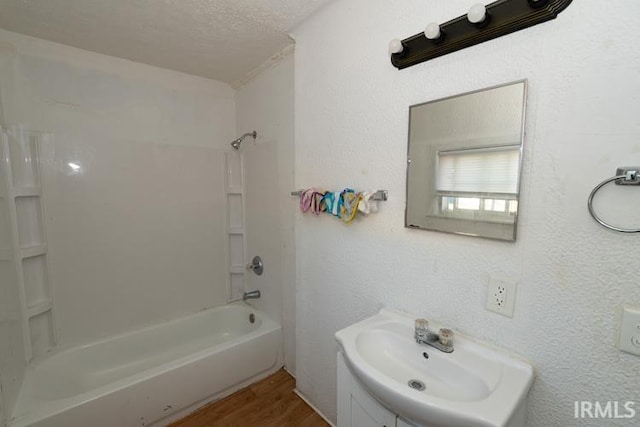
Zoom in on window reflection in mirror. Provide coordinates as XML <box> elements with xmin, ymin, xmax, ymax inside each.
<box><xmin>405</xmin><ymin>81</ymin><xmax>527</xmax><ymax>241</ymax></box>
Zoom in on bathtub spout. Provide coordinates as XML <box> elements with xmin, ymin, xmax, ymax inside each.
<box><xmin>243</xmin><ymin>290</ymin><xmax>261</xmax><ymax>300</ymax></box>
<box><xmin>228</xmin><ymin>290</ymin><xmax>261</xmax><ymax>303</ymax></box>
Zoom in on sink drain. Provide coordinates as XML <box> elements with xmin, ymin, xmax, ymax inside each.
<box><xmin>408</xmin><ymin>379</ymin><xmax>426</xmax><ymax>391</ymax></box>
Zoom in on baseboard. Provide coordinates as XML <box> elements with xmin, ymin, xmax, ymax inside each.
<box><xmin>293</xmin><ymin>389</ymin><xmax>336</xmax><ymax>427</ymax></box>
<box><xmin>283</xmin><ymin>365</ymin><xmax>295</xmax><ymax>378</ymax></box>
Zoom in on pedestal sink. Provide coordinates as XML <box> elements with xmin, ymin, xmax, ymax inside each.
<box><xmin>335</xmin><ymin>309</ymin><xmax>534</xmax><ymax>427</ymax></box>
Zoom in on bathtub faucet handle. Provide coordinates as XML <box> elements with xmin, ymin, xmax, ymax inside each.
<box><xmin>246</xmin><ymin>256</ymin><xmax>263</xmax><ymax>275</ymax></box>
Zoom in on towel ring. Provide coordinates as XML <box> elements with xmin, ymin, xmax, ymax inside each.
<box><xmin>587</xmin><ymin>168</ymin><xmax>640</xmax><ymax>233</ymax></box>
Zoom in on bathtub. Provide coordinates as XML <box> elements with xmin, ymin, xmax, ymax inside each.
<box><xmin>9</xmin><ymin>303</ymin><xmax>282</xmax><ymax>427</ymax></box>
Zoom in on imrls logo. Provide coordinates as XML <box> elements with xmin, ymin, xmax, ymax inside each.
<box><xmin>574</xmin><ymin>401</ymin><xmax>636</xmax><ymax>419</ymax></box>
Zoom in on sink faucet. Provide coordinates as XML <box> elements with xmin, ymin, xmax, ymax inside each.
<box><xmin>414</xmin><ymin>318</ymin><xmax>454</xmax><ymax>353</ymax></box>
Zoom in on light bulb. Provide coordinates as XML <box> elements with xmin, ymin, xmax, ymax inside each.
<box><xmin>424</xmin><ymin>22</ymin><xmax>441</xmax><ymax>40</ymax></box>
<box><xmin>388</xmin><ymin>39</ymin><xmax>404</xmax><ymax>55</ymax></box>
<box><xmin>468</xmin><ymin>3</ymin><xmax>487</xmax><ymax>24</ymax></box>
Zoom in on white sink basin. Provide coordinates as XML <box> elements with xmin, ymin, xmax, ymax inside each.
<box><xmin>335</xmin><ymin>309</ymin><xmax>534</xmax><ymax>427</ymax></box>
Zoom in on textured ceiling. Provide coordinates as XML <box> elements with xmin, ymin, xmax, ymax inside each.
<box><xmin>0</xmin><ymin>0</ymin><xmax>333</xmax><ymax>83</ymax></box>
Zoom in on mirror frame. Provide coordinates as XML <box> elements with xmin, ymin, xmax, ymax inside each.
<box><xmin>404</xmin><ymin>80</ymin><xmax>528</xmax><ymax>241</ymax></box>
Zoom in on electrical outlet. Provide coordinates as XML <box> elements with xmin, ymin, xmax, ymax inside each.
<box><xmin>486</xmin><ymin>275</ymin><xmax>517</xmax><ymax>317</ymax></box>
<box><xmin>494</xmin><ymin>284</ymin><xmax>507</xmax><ymax>307</ymax></box>
<box><xmin>618</xmin><ymin>305</ymin><xmax>640</xmax><ymax>356</ymax></box>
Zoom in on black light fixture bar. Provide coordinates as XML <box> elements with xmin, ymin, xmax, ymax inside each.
<box><xmin>391</xmin><ymin>0</ymin><xmax>573</xmax><ymax>70</ymax></box>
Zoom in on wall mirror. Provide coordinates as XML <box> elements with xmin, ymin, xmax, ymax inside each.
<box><xmin>405</xmin><ymin>80</ymin><xmax>527</xmax><ymax>241</ymax></box>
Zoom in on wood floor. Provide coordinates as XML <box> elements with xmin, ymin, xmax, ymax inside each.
<box><xmin>169</xmin><ymin>369</ymin><xmax>330</xmax><ymax>427</ymax></box>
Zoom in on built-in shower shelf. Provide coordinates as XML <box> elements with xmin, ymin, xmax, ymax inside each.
<box><xmin>230</xmin><ymin>262</ymin><xmax>246</xmax><ymax>271</ymax></box>
<box><xmin>225</xmin><ymin>150</ymin><xmax>246</xmax><ymax>303</ymax></box>
<box><xmin>226</xmin><ymin>187</ymin><xmax>243</xmax><ymax>195</ymax></box>
<box><xmin>2</xmin><ymin>126</ymin><xmax>57</xmax><ymax>362</ymax></box>
<box><xmin>14</xmin><ymin>187</ymin><xmax>41</xmax><ymax>197</ymax></box>
<box><xmin>26</xmin><ymin>300</ymin><xmax>53</xmax><ymax>318</ymax></box>
<box><xmin>0</xmin><ymin>249</ymin><xmax>11</xmax><ymax>261</ymax></box>
<box><xmin>229</xmin><ymin>266</ymin><xmax>245</xmax><ymax>275</ymax></box>
<box><xmin>20</xmin><ymin>244</ymin><xmax>47</xmax><ymax>259</ymax></box>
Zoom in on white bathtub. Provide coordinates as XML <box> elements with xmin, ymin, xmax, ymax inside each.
<box><xmin>9</xmin><ymin>303</ymin><xmax>282</xmax><ymax>427</ymax></box>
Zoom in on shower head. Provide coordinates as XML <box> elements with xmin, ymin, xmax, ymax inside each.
<box><xmin>230</xmin><ymin>131</ymin><xmax>257</xmax><ymax>150</ymax></box>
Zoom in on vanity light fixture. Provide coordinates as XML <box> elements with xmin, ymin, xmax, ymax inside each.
<box><xmin>467</xmin><ymin>3</ymin><xmax>489</xmax><ymax>26</ymax></box>
<box><xmin>467</xmin><ymin>3</ymin><xmax>493</xmax><ymax>29</ymax></box>
<box><xmin>389</xmin><ymin>0</ymin><xmax>573</xmax><ymax>69</ymax></box>
<box><xmin>528</xmin><ymin>0</ymin><xmax>550</xmax><ymax>7</ymax></box>
<box><xmin>424</xmin><ymin>23</ymin><xmax>443</xmax><ymax>41</ymax></box>
<box><xmin>388</xmin><ymin>39</ymin><xmax>404</xmax><ymax>55</ymax></box>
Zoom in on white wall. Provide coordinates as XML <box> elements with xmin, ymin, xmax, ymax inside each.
<box><xmin>0</xmin><ymin>29</ymin><xmax>237</xmax><ymax>348</ymax></box>
<box><xmin>236</xmin><ymin>53</ymin><xmax>296</xmax><ymax>374</ymax></box>
<box><xmin>293</xmin><ymin>1</ymin><xmax>640</xmax><ymax>426</ymax></box>
<box><xmin>0</xmin><ymin>29</ymin><xmax>236</xmax><ymax>149</ymax></box>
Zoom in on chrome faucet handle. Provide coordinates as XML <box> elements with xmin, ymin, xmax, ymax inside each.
<box><xmin>414</xmin><ymin>318</ymin><xmax>430</xmax><ymax>341</ymax></box>
<box><xmin>438</xmin><ymin>328</ymin><xmax>454</xmax><ymax>347</ymax></box>
<box><xmin>415</xmin><ymin>318</ymin><xmax>429</xmax><ymax>330</ymax></box>
<box><xmin>246</xmin><ymin>256</ymin><xmax>263</xmax><ymax>275</ymax></box>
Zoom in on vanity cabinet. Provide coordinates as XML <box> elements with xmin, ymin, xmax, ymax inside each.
<box><xmin>338</xmin><ymin>352</ymin><xmax>420</xmax><ymax>427</ymax></box>
<box><xmin>335</xmin><ymin>309</ymin><xmax>533</xmax><ymax>427</ymax></box>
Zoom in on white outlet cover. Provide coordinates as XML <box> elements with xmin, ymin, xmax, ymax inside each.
<box><xmin>486</xmin><ymin>275</ymin><xmax>517</xmax><ymax>318</ymax></box>
<box><xmin>618</xmin><ymin>305</ymin><xmax>640</xmax><ymax>356</ymax></box>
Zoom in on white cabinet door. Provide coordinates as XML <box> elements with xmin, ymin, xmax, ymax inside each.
<box><xmin>349</xmin><ymin>388</ymin><xmax>397</xmax><ymax>427</ymax></box>
<box><xmin>337</xmin><ymin>352</ymin><xmax>397</xmax><ymax>427</ymax></box>
<box><xmin>350</xmin><ymin>395</ymin><xmax>395</xmax><ymax>427</ymax></box>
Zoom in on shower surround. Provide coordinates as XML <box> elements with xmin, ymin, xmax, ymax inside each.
<box><xmin>0</xmin><ymin>28</ymin><xmax>287</xmax><ymax>427</ymax></box>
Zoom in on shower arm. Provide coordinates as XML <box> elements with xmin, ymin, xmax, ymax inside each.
<box><xmin>238</xmin><ymin>131</ymin><xmax>256</xmax><ymax>141</ymax></box>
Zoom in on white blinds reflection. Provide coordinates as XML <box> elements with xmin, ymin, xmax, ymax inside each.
<box><xmin>437</xmin><ymin>145</ymin><xmax>520</xmax><ymax>194</ymax></box>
